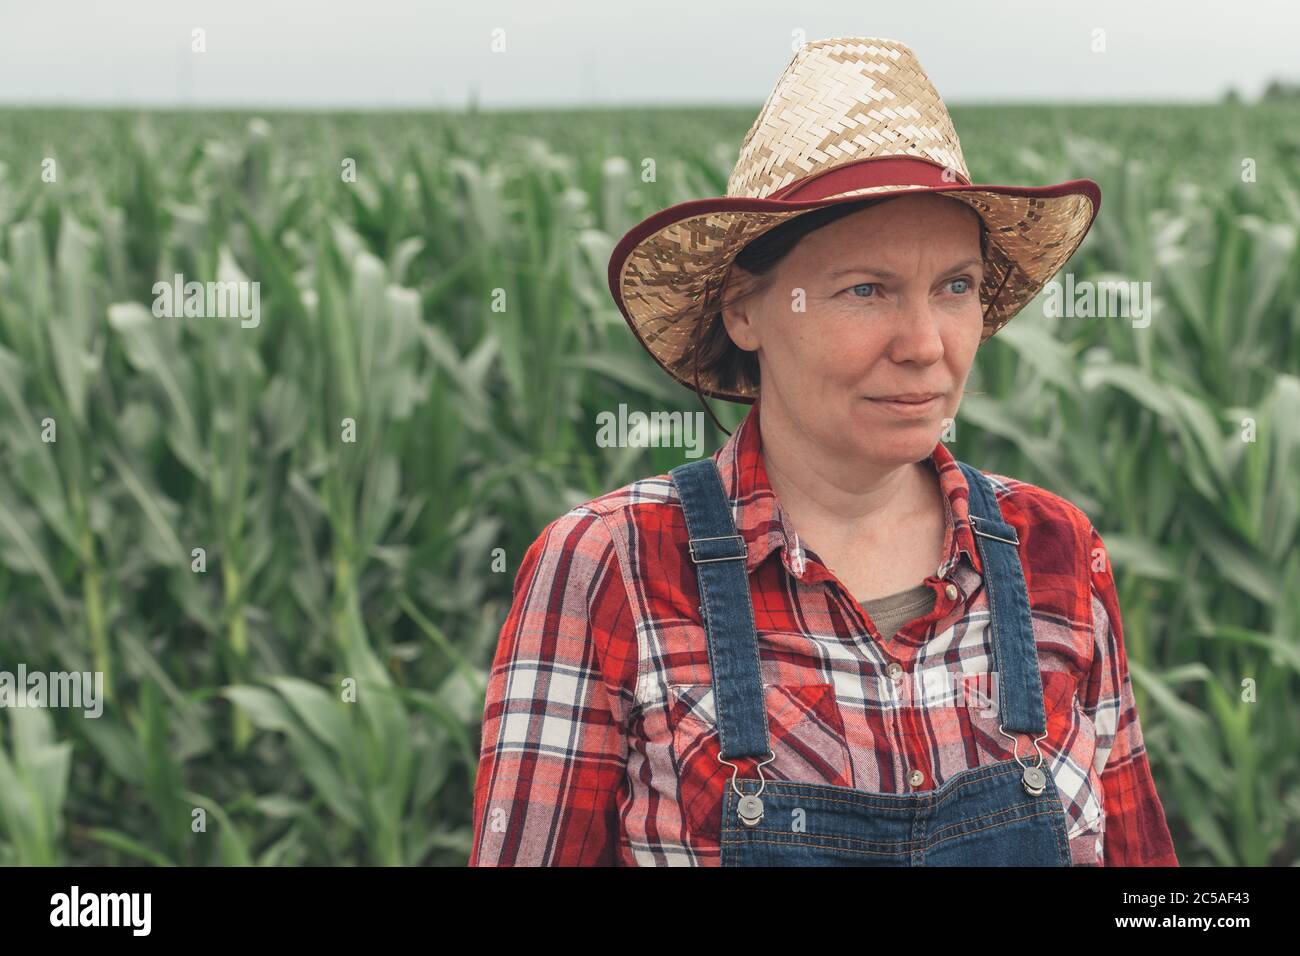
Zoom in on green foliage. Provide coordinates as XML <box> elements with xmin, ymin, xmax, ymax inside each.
<box><xmin>0</xmin><ymin>103</ymin><xmax>1297</xmax><ymax>865</ymax></box>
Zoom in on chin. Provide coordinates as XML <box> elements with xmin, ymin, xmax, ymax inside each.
<box><xmin>855</xmin><ymin>428</ymin><xmax>939</xmax><ymax>462</ymax></box>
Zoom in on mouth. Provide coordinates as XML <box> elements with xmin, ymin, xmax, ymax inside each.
<box><xmin>865</xmin><ymin>392</ymin><xmax>944</xmax><ymax>416</ymax></box>
<box><xmin>870</xmin><ymin>392</ymin><xmax>943</xmax><ymax>404</ymax></box>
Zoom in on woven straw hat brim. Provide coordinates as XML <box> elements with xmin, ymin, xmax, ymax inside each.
<box><xmin>608</xmin><ymin>173</ymin><xmax>1100</xmax><ymax>405</ymax></box>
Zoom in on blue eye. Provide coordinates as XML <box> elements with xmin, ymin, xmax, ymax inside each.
<box><xmin>847</xmin><ymin>283</ymin><xmax>877</xmax><ymax>298</ymax></box>
<box><xmin>949</xmin><ymin>277</ymin><xmax>972</xmax><ymax>294</ymax></box>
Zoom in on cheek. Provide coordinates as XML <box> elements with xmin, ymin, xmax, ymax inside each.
<box><xmin>796</xmin><ymin>321</ymin><xmax>880</xmax><ymax>382</ymax></box>
<box><xmin>943</xmin><ymin>313</ymin><xmax>977</xmax><ymax>349</ymax></box>
<box><xmin>943</xmin><ymin>315</ymin><xmax>983</xmax><ymax>405</ymax></box>
<box><xmin>958</xmin><ymin>307</ymin><xmax>986</xmax><ymax>355</ymax></box>
<box><xmin>765</xmin><ymin>306</ymin><xmax>865</xmax><ymax>380</ymax></box>
<box><xmin>935</xmin><ymin>296</ymin><xmax>985</xmax><ymax>355</ymax></box>
<box><xmin>784</xmin><ymin>303</ymin><xmax>884</xmax><ymax>369</ymax></box>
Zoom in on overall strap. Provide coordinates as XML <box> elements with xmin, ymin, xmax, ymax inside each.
<box><xmin>668</xmin><ymin>458</ymin><xmax>771</xmax><ymax>761</ymax></box>
<box><xmin>955</xmin><ymin>460</ymin><xmax>1046</xmax><ymax>735</ymax></box>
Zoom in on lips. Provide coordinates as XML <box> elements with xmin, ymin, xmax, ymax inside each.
<box><xmin>866</xmin><ymin>393</ymin><xmax>944</xmax><ymax>418</ymax></box>
<box><xmin>872</xmin><ymin>392</ymin><xmax>942</xmax><ymax>403</ymax></box>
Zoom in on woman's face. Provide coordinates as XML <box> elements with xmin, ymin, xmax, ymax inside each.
<box><xmin>721</xmin><ymin>193</ymin><xmax>986</xmax><ymax>467</ymax></box>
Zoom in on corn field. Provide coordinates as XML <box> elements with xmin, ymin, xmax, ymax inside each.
<box><xmin>0</xmin><ymin>102</ymin><xmax>1297</xmax><ymax>865</ymax></box>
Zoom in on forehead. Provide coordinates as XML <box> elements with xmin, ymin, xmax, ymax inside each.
<box><xmin>834</xmin><ymin>194</ymin><xmax>980</xmax><ymax>237</ymax></box>
<box><xmin>792</xmin><ymin>195</ymin><xmax>984</xmax><ymax>264</ymax></box>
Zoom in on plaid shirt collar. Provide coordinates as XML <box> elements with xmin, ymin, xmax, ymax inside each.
<box><xmin>708</xmin><ymin>397</ymin><xmax>985</xmax><ymax>583</ymax></box>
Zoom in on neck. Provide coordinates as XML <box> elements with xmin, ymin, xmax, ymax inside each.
<box><xmin>757</xmin><ymin>395</ymin><xmax>935</xmax><ymax>548</ymax></box>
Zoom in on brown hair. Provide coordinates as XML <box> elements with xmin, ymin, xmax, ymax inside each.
<box><xmin>675</xmin><ymin>196</ymin><xmax>989</xmax><ymax>434</ymax></box>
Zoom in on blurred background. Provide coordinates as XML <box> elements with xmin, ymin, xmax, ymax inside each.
<box><xmin>0</xmin><ymin>1</ymin><xmax>1297</xmax><ymax>866</ymax></box>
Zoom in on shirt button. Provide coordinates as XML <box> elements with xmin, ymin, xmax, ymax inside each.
<box><xmin>908</xmin><ymin>768</ymin><xmax>926</xmax><ymax>788</ymax></box>
<box><xmin>944</xmin><ymin>583</ymin><xmax>958</xmax><ymax>600</ymax></box>
<box><xmin>887</xmin><ymin>662</ymin><xmax>904</xmax><ymax>680</ymax></box>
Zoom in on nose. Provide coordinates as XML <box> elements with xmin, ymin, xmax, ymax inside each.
<box><xmin>883</xmin><ymin>296</ymin><xmax>947</xmax><ymax>364</ymax></box>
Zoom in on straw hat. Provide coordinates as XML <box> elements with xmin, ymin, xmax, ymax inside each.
<box><xmin>606</xmin><ymin>36</ymin><xmax>1101</xmax><ymax>405</ymax></box>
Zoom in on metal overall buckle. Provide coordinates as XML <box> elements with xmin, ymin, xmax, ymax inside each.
<box><xmin>969</xmin><ymin>513</ymin><xmax>1020</xmax><ymax>546</ymax></box>
<box><xmin>717</xmin><ymin>750</ymin><xmax>776</xmax><ymax>826</ymax></box>
<box><xmin>687</xmin><ymin>534</ymin><xmax>749</xmax><ymax>564</ymax></box>
<box><xmin>998</xmin><ymin>724</ymin><xmax>1050</xmax><ymax>796</ymax></box>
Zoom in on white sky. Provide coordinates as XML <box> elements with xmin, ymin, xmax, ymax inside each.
<box><xmin>0</xmin><ymin>0</ymin><xmax>1295</xmax><ymax>108</ymax></box>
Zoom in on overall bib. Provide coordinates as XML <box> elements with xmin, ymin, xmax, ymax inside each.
<box><xmin>668</xmin><ymin>457</ymin><xmax>1073</xmax><ymax>866</ymax></box>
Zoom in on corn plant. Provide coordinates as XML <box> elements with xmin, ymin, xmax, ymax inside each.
<box><xmin>0</xmin><ymin>103</ymin><xmax>1296</xmax><ymax>865</ymax></box>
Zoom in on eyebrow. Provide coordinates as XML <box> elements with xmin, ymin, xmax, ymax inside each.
<box><xmin>825</xmin><ymin>257</ymin><xmax>985</xmax><ymax>281</ymax></box>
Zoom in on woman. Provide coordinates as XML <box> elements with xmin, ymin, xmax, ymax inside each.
<box><xmin>469</xmin><ymin>36</ymin><xmax>1178</xmax><ymax>866</ymax></box>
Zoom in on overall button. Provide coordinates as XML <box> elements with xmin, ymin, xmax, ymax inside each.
<box><xmin>908</xmin><ymin>768</ymin><xmax>926</xmax><ymax>788</ymax></box>
<box><xmin>886</xmin><ymin>662</ymin><xmax>904</xmax><ymax>680</ymax></box>
<box><xmin>944</xmin><ymin>583</ymin><xmax>958</xmax><ymax>600</ymax></box>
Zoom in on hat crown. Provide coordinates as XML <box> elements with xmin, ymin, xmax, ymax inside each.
<box><xmin>727</xmin><ymin>37</ymin><xmax>969</xmax><ymax>200</ymax></box>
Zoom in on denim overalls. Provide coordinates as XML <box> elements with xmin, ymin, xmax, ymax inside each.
<box><xmin>668</xmin><ymin>456</ymin><xmax>1073</xmax><ymax>866</ymax></box>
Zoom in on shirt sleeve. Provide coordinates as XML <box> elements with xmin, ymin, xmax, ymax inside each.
<box><xmin>1085</xmin><ymin>525</ymin><xmax>1179</xmax><ymax>866</ymax></box>
<box><xmin>468</xmin><ymin>507</ymin><xmax>635</xmax><ymax>866</ymax></box>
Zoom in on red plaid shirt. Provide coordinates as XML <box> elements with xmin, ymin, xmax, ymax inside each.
<box><xmin>469</xmin><ymin>399</ymin><xmax>1179</xmax><ymax>866</ymax></box>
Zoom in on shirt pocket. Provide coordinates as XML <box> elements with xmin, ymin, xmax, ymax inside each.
<box><xmin>665</xmin><ymin>681</ymin><xmax>854</xmax><ymax>838</ymax></box>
